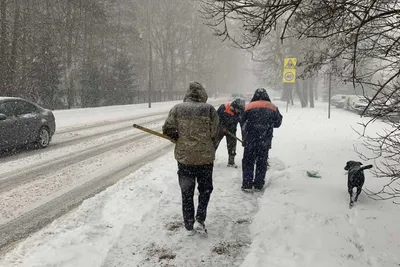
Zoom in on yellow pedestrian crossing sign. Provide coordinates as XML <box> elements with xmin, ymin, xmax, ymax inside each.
<box><xmin>283</xmin><ymin>57</ymin><xmax>297</xmax><ymax>83</ymax></box>
<box><xmin>284</xmin><ymin>58</ymin><xmax>296</xmax><ymax>69</ymax></box>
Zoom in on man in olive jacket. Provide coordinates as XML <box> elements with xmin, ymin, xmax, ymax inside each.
<box><xmin>163</xmin><ymin>81</ymin><xmax>219</xmax><ymax>234</ymax></box>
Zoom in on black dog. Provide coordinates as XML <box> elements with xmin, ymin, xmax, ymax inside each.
<box><xmin>344</xmin><ymin>161</ymin><xmax>373</xmax><ymax>207</ymax></box>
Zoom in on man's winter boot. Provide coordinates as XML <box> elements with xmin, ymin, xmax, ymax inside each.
<box><xmin>227</xmin><ymin>156</ymin><xmax>237</xmax><ymax>168</ymax></box>
<box><xmin>185</xmin><ymin>222</ymin><xmax>196</xmax><ymax>236</ymax></box>
<box><xmin>241</xmin><ymin>186</ymin><xmax>253</xmax><ymax>193</ymax></box>
<box><xmin>253</xmin><ymin>186</ymin><xmax>264</xmax><ymax>192</ymax></box>
<box><xmin>194</xmin><ymin>220</ymin><xmax>207</xmax><ymax>233</ymax></box>
<box><xmin>186</xmin><ymin>229</ymin><xmax>196</xmax><ymax>236</ymax></box>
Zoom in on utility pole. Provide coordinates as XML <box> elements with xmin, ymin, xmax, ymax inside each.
<box><xmin>147</xmin><ymin>0</ymin><xmax>152</xmax><ymax>108</ymax></box>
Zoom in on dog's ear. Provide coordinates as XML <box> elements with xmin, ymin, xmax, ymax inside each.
<box><xmin>344</xmin><ymin>161</ymin><xmax>351</xmax><ymax>170</ymax></box>
<box><xmin>344</xmin><ymin>160</ymin><xmax>362</xmax><ymax>171</ymax></box>
<box><xmin>345</xmin><ymin>160</ymin><xmax>362</xmax><ymax>170</ymax></box>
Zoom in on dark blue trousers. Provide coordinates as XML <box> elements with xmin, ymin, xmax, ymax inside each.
<box><xmin>242</xmin><ymin>143</ymin><xmax>269</xmax><ymax>189</ymax></box>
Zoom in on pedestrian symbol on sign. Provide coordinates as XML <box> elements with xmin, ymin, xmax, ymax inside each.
<box><xmin>285</xmin><ymin>59</ymin><xmax>295</xmax><ymax>69</ymax></box>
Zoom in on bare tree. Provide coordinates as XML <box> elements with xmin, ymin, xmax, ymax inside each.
<box><xmin>133</xmin><ymin>0</ymin><xmax>249</xmax><ymax>97</ymax></box>
<box><xmin>201</xmin><ymin>0</ymin><xmax>400</xmax><ymax>200</ymax></box>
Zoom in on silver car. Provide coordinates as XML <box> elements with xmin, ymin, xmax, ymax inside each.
<box><xmin>0</xmin><ymin>97</ymin><xmax>56</xmax><ymax>151</ymax></box>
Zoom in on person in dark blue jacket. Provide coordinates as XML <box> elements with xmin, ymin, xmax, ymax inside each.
<box><xmin>215</xmin><ymin>99</ymin><xmax>244</xmax><ymax>167</ymax></box>
<box><xmin>241</xmin><ymin>88</ymin><xmax>282</xmax><ymax>191</ymax></box>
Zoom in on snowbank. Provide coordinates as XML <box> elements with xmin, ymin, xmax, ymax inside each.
<box><xmin>54</xmin><ymin>98</ymin><xmax>228</xmax><ymax>130</ymax></box>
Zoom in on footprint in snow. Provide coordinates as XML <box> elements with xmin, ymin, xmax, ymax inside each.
<box><xmin>165</xmin><ymin>221</ymin><xmax>182</xmax><ymax>232</ymax></box>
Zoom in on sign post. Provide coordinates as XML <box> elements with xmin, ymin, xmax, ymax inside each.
<box><xmin>282</xmin><ymin>58</ymin><xmax>297</xmax><ymax>112</ymax></box>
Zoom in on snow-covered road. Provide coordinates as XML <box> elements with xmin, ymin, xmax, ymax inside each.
<box><xmin>1</xmin><ymin>100</ymin><xmax>399</xmax><ymax>267</ymax></box>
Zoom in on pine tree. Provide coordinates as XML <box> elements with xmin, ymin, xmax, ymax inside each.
<box><xmin>105</xmin><ymin>55</ymin><xmax>136</xmax><ymax>106</ymax></box>
<box><xmin>30</xmin><ymin>34</ymin><xmax>61</xmax><ymax>109</ymax></box>
<box><xmin>80</xmin><ymin>62</ymin><xmax>101</xmax><ymax>108</ymax></box>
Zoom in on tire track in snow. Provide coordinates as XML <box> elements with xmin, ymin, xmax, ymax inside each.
<box><xmin>0</xmin><ymin>143</ymin><xmax>174</xmax><ymax>254</ymax></box>
<box><xmin>49</xmin><ymin>116</ymin><xmax>165</xmax><ymax>151</ymax></box>
<box><xmin>0</xmin><ymin>114</ymin><xmax>166</xmax><ymax>164</ymax></box>
<box><xmin>0</xmin><ymin>124</ymin><xmax>165</xmax><ymax>193</ymax></box>
<box><xmin>56</xmin><ymin>111</ymin><xmax>167</xmax><ymax>135</ymax></box>
<box><xmin>54</xmin><ymin>99</ymin><xmax>224</xmax><ymax>135</ymax></box>
<box><xmin>0</xmin><ymin>135</ymin><xmax>166</xmax><ymax>223</ymax></box>
<box><xmin>0</xmin><ymin>104</ymin><xmax>220</xmax><ymax>165</ymax></box>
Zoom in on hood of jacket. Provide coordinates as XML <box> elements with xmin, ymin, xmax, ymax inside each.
<box><xmin>184</xmin><ymin>81</ymin><xmax>208</xmax><ymax>103</ymax></box>
<box><xmin>251</xmin><ymin>88</ymin><xmax>271</xmax><ymax>102</ymax></box>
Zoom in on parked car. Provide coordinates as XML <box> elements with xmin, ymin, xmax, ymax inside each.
<box><xmin>344</xmin><ymin>95</ymin><xmax>371</xmax><ymax>114</ymax></box>
<box><xmin>331</xmin><ymin>94</ymin><xmax>347</xmax><ymax>108</ymax></box>
<box><xmin>0</xmin><ymin>97</ymin><xmax>56</xmax><ymax>151</ymax></box>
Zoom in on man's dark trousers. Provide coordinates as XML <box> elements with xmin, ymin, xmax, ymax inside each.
<box><xmin>242</xmin><ymin>142</ymin><xmax>269</xmax><ymax>189</ymax></box>
<box><xmin>178</xmin><ymin>163</ymin><xmax>213</xmax><ymax>230</ymax></box>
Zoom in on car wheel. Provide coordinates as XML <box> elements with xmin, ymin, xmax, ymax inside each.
<box><xmin>37</xmin><ymin>127</ymin><xmax>51</xmax><ymax>148</ymax></box>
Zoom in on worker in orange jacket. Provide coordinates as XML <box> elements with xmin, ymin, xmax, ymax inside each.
<box><xmin>215</xmin><ymin>98</ymin><xmax>244</xmax><ymax>167</ymax></box>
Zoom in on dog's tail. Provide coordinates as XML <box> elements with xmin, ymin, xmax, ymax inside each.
<box><xmin>359</xmin><ymin>164</ymin><xmax>373</xmax><ymax>172</ymax></box>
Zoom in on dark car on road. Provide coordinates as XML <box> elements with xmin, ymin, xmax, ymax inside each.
<box><xmin>0</xmin><ymin>97</ymin><xmax>56</xmax><ymax>151</ymax></box>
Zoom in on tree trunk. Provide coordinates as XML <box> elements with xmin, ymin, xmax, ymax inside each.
<box><xmin>45</xmin><ymin>0</ymin><xmax>55</xmax><ymax>109</ymax></box>
<box><xmin>83</xmin><ymin>8</ymin><xmax>88</xmax><ymax>65</ymax></box>
<box><xmin>296</xmin><ymin>83</ymin><xmax>307</xmax><ymax>108</ymax></box>
<box><xmin>169</xmin><ymin>41</ymin><xmax>175</xmax><ymax>91</ymax></box>
<box><xmin>180</xmin><ymin>43</ymin><xmax>187</xmax><ymax>90</ymax></box>
<box><xmin>20</xmin><ymin>0</ymin><xmax>29</xmax><ymax>98</ymax></box>
<box><xmin>29</xmin><ymin>0</ymin><xmax>39</xmax><ymax>101</ymax></box>
<box><xmin>161</xmin><ymin>38</ymin><xmax>168</xmax><ymax>91</ymax></box>
<box><xmin>66</xmin><ymin>0</ymin><xmax>74</xmax><ymax>108</ymax></box>
<box><xmin>0</xmin><ymin>0</ymin><xmax>8</xmax><ymax>94</ymax></box>
<box><xmin>9</xmin><ymin>0</ymin><xmax>20</xmax><ymax>94</ymax></box>
<box><xmin>303</xmin><ymin>79</ymin><xmax>309</xmax><ymax>107</ymax></box>
<box><xmin>309</xmin><ymin>77</ymin><xmax>315</xmax><ymax>108</ymax></box>
<box><xmin>314</xmin><ymin>73</ymin><xmax>319</xmax><ymax>100</ymax></box>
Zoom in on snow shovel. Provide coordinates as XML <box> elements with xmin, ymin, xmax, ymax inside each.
<box><xmin>223</xmin><ymin>128</ymin><xmax>243</xmax><ymax>144</ymax></box>
<box><xmin>133</xmin><ymin>124</ymin><xmax>176</xmax><ymax>143</ymax></box>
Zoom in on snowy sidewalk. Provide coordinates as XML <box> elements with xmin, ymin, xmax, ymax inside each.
<box><xmin>240</xmin><ymin>103</ymin><xmax>400</xmax><ymax>267</ymax></box>
<box><xmin>0</xmin><ymin>138</ymin><xmax>285</xmax><ymax>267</ymax></box>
